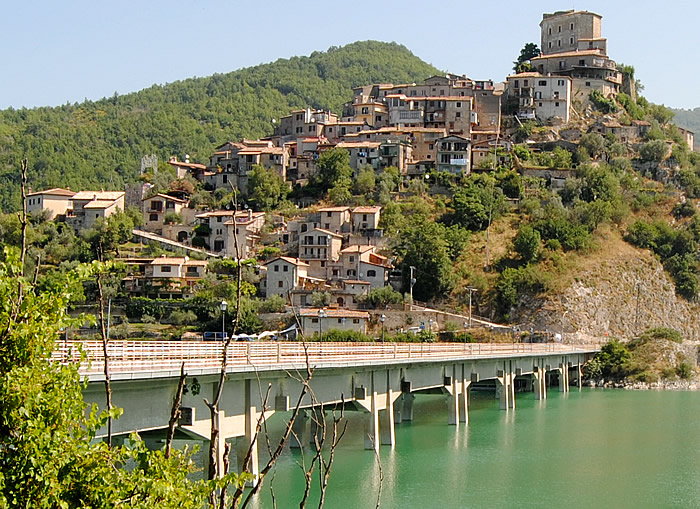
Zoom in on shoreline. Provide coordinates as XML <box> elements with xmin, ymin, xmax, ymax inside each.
<box><xmin>585</xmin><ymin>379</ymin><xmax>700</xmax><ymax>390</ymax></box>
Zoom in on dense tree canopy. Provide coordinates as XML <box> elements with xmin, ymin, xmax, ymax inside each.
<box><xmin>0</xmin><ymin>41</ymin><xmax>439</xmax><ymax>212</ymax></box>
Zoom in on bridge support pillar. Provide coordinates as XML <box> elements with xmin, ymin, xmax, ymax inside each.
<box><xmin>401</xmin><ymin>393</ymin><xmax>415</xmax><ymax>422</ymax></box>
<box><xmin>459</xmin><ymin>380</ymin><xmax>470</xmax><ymax>424</ymax></box>
<box><xmin>290</xmin><ymin>410</ymin><xmax>308</xmax><ymax>449</ymax></box>
<box><xmin>364</xmin><ymin>405</ymin><xmax>380</xmax><ymax>452</ymax></box>
<box><xmin>447</xmin><ymin>373</ymin><xmax>461</xmax><ymax>425</ymax></box>
<box><xmin>379</xmin><ymin>407</ymin><xmax>395</xmax><ymax>447</ymax></box>
<box><xmin>498</xmin><ymin>371</ymin><xmax>514</xmax><ymax>410</ymax></box>
<box><xmin>558</xmin><ymin>364</ymin><xmax>569</xmax><ymax>393</ymax></box>
<box><xmin>235</xmin><ymin>381</ymin><xmax>259</xmax><ymax>482</ymax></box>
<box><xmin>393</xmin><ymin>396</ymin><xmax>403</xmax><ymax>424</ymax></box>
<box><xmin>577</xmin><ymin>364</ymin><xmax>583</xmax><ymax>389</ymax></box>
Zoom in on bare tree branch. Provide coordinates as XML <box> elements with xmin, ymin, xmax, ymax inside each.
<box><xmin>96</xmin><ymin>274</ymin><xmax>113</xmax><ymax>447</ymax></box>
<box><xmin>165</xmin><ymin>363</ymin><xmax>187</xmax><ymax>459</ymax></box>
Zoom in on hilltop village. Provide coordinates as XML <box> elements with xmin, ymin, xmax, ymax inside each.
<box><xmin>23</xmin><ymin>10</ymin><xmax>700</xmax><ymax>342</ymax></box>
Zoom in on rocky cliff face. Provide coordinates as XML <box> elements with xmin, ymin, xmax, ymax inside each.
<box><xmin>515</xmin><ymin>241</ymin><xmax>700</xmax><ymax>343</ymax></box>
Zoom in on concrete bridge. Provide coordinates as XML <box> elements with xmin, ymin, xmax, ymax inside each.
<box><xmin>56</xmin><ymin>340</ymin><xmax>598</xmax><ymax>478</ymax></box>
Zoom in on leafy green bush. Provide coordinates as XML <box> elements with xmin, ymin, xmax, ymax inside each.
<box><xmin>594</xmin><ymin>339</ymin><xmax>631</xmax><ymax>380</ymax></box>
<box><xmin>513</xmin><ymin>225</ymin><xmax>541</xmax><ymax>263</ymax></box>
<box><xmin>361</xmin><ymin>286</ymin><xmax>403</xmax><ymax>308</ymax></box>
<box><xmin>169</xmin><ymin>310</ymin><xmax>198</xmax><ymax>325</ymax></box>
<box><xmin>258</xmin><ymin>295</ymin><xmax>287</xmax><ymax>313</ymax></box>
<box><xmin>676</xmin><ymin>362</ymin><xmax>694</xmax><ymax>380</ymax></box>
<box><xmin>316</xmin><ymin>329</ymin><xmax>371</xmax><ymax>342</ymax></box>
<box><xmin>125</xmin><ymin>297</ymin><xmax>168</xmax><ymax>320</ymax></box>
<box><xmin>589</xmin><ymin>90</ymin><xmax>618</xmax><ymax>113</ymax></box>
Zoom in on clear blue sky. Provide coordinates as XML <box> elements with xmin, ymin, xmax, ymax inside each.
<box><xmin>2</xmin><ymin>0</ymin><xmax>698</xmax><ymax>110</ymax></box>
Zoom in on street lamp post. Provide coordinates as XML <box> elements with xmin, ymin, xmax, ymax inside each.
<box><xmin>380</xmin><ymin>314</ymin><xmax>386</xmax><ymax>342</ymax></box>
<box><xmin>318</xmin><ymin>309</ymin><xmax>327</xmax><ymax>341</ymax></box>
<box><xmin>428</xmin><ymin>318</ymin><xmax>434</xmax><ymax>335</ymax></box>
<box><xmin>220</xmin><ymin>300</ymin><xmax>228</xmax><ymax>341</ymax></box>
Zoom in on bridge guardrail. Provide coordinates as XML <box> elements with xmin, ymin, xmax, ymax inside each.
<box><xmin>52</xmin><ymin>341</ymin><xmax>598</xmax><ymax>377</ymax></box>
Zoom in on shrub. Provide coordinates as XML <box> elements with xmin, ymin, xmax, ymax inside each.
<box><xmin>361</xmin><ymin>286</ymin><xmax>403</xmax><ymax>308</ymax></box>
<box><xmin>595</xmin><ymin>339</ymin><xmax>631</xmax><ymax>380</ymax></box>
<box><xmin>641</xmin><ymin>327</ymin><xmax>683</xmax><ymax>344</ymax></box>
<box><xmin>639</xmin><ymin>140</ymin><xmax>669</xmax><ymax>163</ymax></box>
<box><xmin>170</xmin><ymin>309</ymin><xmax>198</xmax><ymax>325</ymax></box>
<box><xmin>672</xmin><ymin>201</ymin><xmax>696</xmax><ymax>219</ymax></box>
<box><xmin>125</xmin><ymin>297</ymin><xmax>167</xmax><ymax>320</ymax></box>
<box><xmin>589</xmin><ymin>90</ymin><xmax>618</xmax><ymax>113</ymax></box>
<box><xmin>258</xmin><ymin>295</ymin><xmax>287</xmax><ymax>313</ymax></box>
<box><xmin>317</xmin><ymin>329</ymin><xmax>371</xmax><ymax>342</ymax></box>
<box><xmin>676</xmin><ymin>362</ymin><xmax>694</xmax><ymax>380</ymax></box>
<box><xmin>513</xmin><ymin>225</ymin><xmax>541</xmax><ymax>263</ymax></box>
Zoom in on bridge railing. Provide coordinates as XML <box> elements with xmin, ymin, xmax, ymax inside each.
<box><xmin>52</xmin><ymin>341</ymin><xmax>597</xmax><ymax>377</ymax></box>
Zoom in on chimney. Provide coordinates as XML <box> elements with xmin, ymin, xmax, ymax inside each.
<box><xmin>248</xmin><ymin>209</ymin><xmax>252</xmax><ymax>221</ymax></box>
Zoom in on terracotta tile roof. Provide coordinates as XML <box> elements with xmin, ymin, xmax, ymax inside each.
<box><xmin>310</xmin><ymin>227</ymin><xmax>343</xmax><ymax>238</ymax></box>
<box><xmin>340</xmin><ymin>245</ymin><xmax>375</xmax><ymax>254</ymax></box>
<box><xmin>264</xmin><ymin>256</ymin><xmax>309</xmax><ymax>267</ymax></box>
<box><xmin>72</xmin><ymin>191</ymin><xmax>124</xmax><ymax>201</ymax></box>
<box><xmin>318</xmin><ymin>206</ymin><xmax>350</xmax><ymax>213</ymax></box>
<box><xmin>142</xmin><ymin>193</ymin><xmax>188</xmax><ymax>203</ymax></box>
<box><xmin>343</xmin><ymin>279</ymin><xmax>371</xmax><ymax>285</ymax></box>
<box><xmin>27</xmin><ymin>187</ymin><xmax>75</xmax><ymax>198</ymax></box>
<box><xmin>335</xmin><ymin>141</ymin><xmax>381</xmax><ymax>149</ymax></box>
<box><xmin>531</xmin><ymin>49</ymin><xmax>607</xmax><ymax>60</ymax></box>
<box><xmin>168</xmin><ymin>159</ymin><xmax>207</xmax><ymax>170</ymax></box>
<box><xmin>299</xmin><ymin>308</ymin><xmax>370</xmax><ymax>319</ymax></box>
<box><xmin>352</xmin><ymin>206</ymin><xmax>381</xmax><ymax>214</ymax></box>
<box><xmin>83</xmin><ymin>200</ymin><xmax>118</xmax><ymax>210</ymax></box>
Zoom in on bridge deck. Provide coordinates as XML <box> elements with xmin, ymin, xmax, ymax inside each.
<box><xmin>54</xmin><ymin>341</ymin><xmax>598</xmax><ymax>381</ymax></box>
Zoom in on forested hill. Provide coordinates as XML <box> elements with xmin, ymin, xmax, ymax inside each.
<box><xmin>0</xmin><ymin>41</ymin><xmax>440</xmax><ymax>212</ymax></box>
<box><xmin>672</xmin><ymin>107</ymin><xmax>700</xmax><ymax>150</ymax></box>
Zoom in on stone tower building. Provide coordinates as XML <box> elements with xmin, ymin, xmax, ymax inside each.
<box><xmin>540</xmin><ymin>10</ymin><xmax>605</xmax><ymax>56</ymax></box>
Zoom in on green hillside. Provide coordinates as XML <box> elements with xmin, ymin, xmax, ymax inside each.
<box><xmin>0</xmin><ymin>41</ymin><xmax>440</xmax><ymax>212</ymax></box>
<box><xmin>671</xmin><ymin>107</ymin><xmax>700</xmax><ymax>150</ymax></box>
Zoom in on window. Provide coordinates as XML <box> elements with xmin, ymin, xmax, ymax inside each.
<box><xmin>456</xmin><ymin>102</ymin><xmax>462</xmax><ymax>107</ymax></box>
<box><xmin>558</xmin><ymin>80</ymin><xmax>565</xmax><ymax>86</ymax></box>
<box><xmin>570</xmin><ymin>23</ymin><xmax>574</xmax><ymax>30</ymax></box>
<box><xmin>456</xmin><ymin>112</ymin><xmax>461</xmax><ymax>118</ymax></box>
<box><xmin>555</xmin><ymin>102</ymin><xmax>560</xmax><ymax>107</ymax></box>
<box><xmin>538</xmin><ymin>80</ymin><xmax>547</xmax><ymax>86</ymax></box>
<box><xmin>281</xmin><ymin>265</ymin><xmax>289</xmax><ymax>273</ymax></box>
<box><xmin>311</xmin><ymin>318</ymin><xmax>318</xmax><ymax>324</ymax></box>
<box><xmin>149</xmin><ymin>213</ymin><xmax>158</xmax><ymax>221</ymax></box>
<box><xmin>539</xmin><ymin>102</ymin><xmax>543</xmax><ymax>107</ymax></box>
<box><xmin>558</xmin><ymin>25</ymin><xmax>561</xmax><ymax>32</ymax></box>
<box><xmin>320</xmin><ymin>261</ymin><xmax>326</xmax><ymax>267</ymax></box>
<box><xmin>585</xmin><ymin>82</ymin><xmax>591</xmax><ymax>87</ymax></box>
<box><xmin>217</xmin><ymin>217</ymin><xmax>222</xmax><ymax>223</ymax></box>
<box><xmin>367</xmin><ymin>269</ymin><xmax>377</xmax><ymax>277</ymax></box>
<box><xmin>349</xmin><ymin>256</ymin><xmax>355</xmax><ymax>263</ymax></box>
<box><xmin>337</xmin><ymin>318</ymin><xmax>342</xmax><ymax>324</ymax></box>
<box><xmin>161</xmin><ymin>266</ymin><xmax>172</xmax><ymax>273</ymax></box>
<box><xmin>523</xmin><ymin>80</ymin><xmax>528</xmax><ymax>86</ymax></box>
<box><xmin>548</xmin><ymin>27</ymin><xmax>552</xmax><ymax>35</ymax></box>
<box><xmin>570</xmin><ymin>37</ymin><xmax>574</xmax><ymax>45</ymax></box>
<box><xmin>166</xmin><ymin>201</ymin><xmax>175</xmax><ymax>209</ymax></box>
<box><xmin>579</xmin><ymin>59</ymin><xmax>585</xmax><ymax>66</ymax></box>
<box><xmin>429</xmin><ymin>144</ymin><xmax>434</xmax><ymax>150</ymax></box>
<box><xmin>353</xmin><ymin>319</ymin><xmax>360</xmax><ymax>324</ymax></box>
<box><xmin>278</xmin><ymin>281</ymin><xmax>283</xmax><ymax>288</ymax></box>
<box><xmin>557</xmin><ymin>40</ymin><xmax>561</xmax><ymax>47</ymax></box>
<box><xmin>308</xmin><ymin>126</ymin><xmax>314</xmax><ymax>132</ymax></box>
<box><xmin>548</xmin><ymin>42</ymin><xmax>552</xmax><ymax>49</ymax></box>
<box><xmin>274</xmin><ymin>265</ymin><xmax>279</xmax><ymax>272</ymax></box>
<box><xmin>326</xmin><ymin>212</ymin><xmax>332</xmax><ymax>218</ymax></box>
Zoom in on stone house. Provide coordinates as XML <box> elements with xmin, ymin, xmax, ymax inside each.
<box><xmin>66</xmin><ymin>191</ymin><xmax>125</xmax><ymax>231</ymax></box>
<box><xmin>299</xmin><ymin>308</ymin><xmax>370</xmax><ymax>336</ymax></box>
<box><xmin>25</xmin><ymin>188</ymin><xmax>75</xmax><ymax>219</ymax></box>
<box><xmin>142</xmin><ymin>193</ymin><xmax>189</xmax><ymax>234</ymax></box>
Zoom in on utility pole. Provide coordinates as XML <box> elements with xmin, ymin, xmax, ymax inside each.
<box><xmin>484</xmin><ymin>94</ymin><xmax>502</xmax><ymax>272</ymax></box>
<box><xmin>466</xmin><ymin>287</ymin><xmax>477</xmax><ymax>328</ymax></box>
<box><xmin>409</xmin><ymin>266</ymin><xmax>416</xmax><ymax>310</ymax></box>
<box><xmin>634</xmin><ymin>282</ymin><xmax>641</xmax><ymax>334</ymax></box>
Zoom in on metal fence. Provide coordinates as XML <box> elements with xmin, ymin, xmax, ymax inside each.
<box><xmin>52</xmin><ymin>340</ymin><xmax>597</xmax><ymax>377</ymax></box>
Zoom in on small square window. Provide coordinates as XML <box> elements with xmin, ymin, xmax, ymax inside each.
<box><xmin>283</xmin><ymin>265</ymin><xmax>289</xmax><ymax>272</ymax></box>
<box><xmin>278</xmin><ymin>281</ymin><xmax>283</xmax><ymax>287</ymax></box>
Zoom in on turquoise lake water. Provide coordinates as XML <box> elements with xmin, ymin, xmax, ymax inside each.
<box><xmin>243</xmin><ymin>388</ymin><xmax>700</xmax><ymax>508</ymax></box>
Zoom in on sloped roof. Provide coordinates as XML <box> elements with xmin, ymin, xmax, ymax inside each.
<box><xmin>27</xmin><ymin>188</ymin><xmax>75</xmax><ymax>198</ymax></box>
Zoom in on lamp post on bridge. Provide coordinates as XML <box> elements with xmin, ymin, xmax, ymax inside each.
<box><xmin>220</xmin><ymin>300</ymin><xmax>228</xmax><ymax>342</ymax></box>
<box><xmin>318</xmin><ymin>308</ymin><xmax>327</xmax><ymax>341</ymax></box>
<box><xmin>380</xmin><ymin>314</ymin><xmax>386</xmax><ymax>342</ymax></box>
